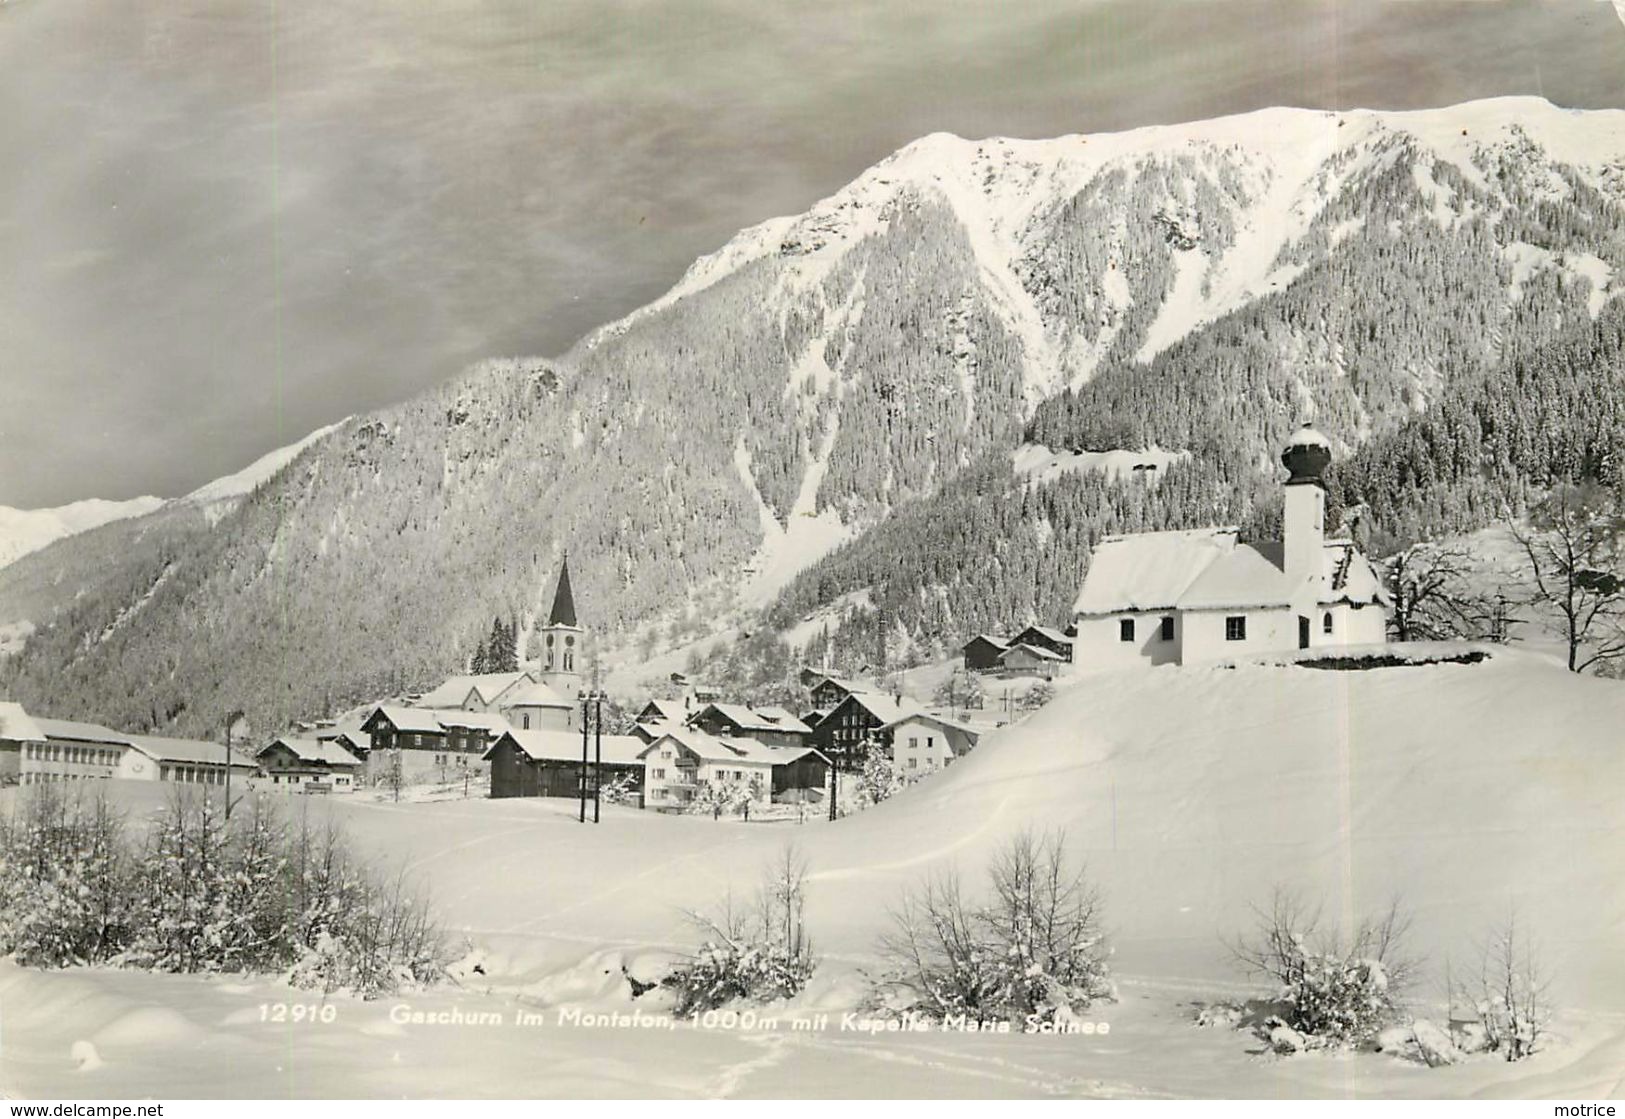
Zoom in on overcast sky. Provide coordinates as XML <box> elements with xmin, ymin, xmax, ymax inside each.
<box><xmin>1</xmin><ymin>0</ymin><xmax>1622</xmax><ymax>507</ymax></box>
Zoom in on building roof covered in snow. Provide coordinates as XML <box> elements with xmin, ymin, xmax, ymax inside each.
<box><xmin>413</xmin><ymin>672</ymin><xmax>535</xmax><ymax>710</ymax></box>
<box><xmin>128</xmin><ymin>734</ymin><xmax>258</xmax><ymax>769</ymax></box>
<box><xmin>362</xmin><ymin>705</ymin><xmax>450</xmax><ymax>735</ymax></box>
<box><xmin>433</xmin><ymin>711</ymin><xmax>512</xmax><ymax>734</ymax></box>
<box><xmin>502</xmin><ymin>681</ymin><xmax>574</xmax><ymax>709</ymax></box>
<box><xmin>636</xmin><ymin>699</ymin><xmax>688</xmax><ymax>724</ymax></box>
<box><xmin>693</xmin><ymin>702</ymin><xmax>812</xmax><ymax>736</ymax></box>
<box><xmin>484</xmin><ymin>728</ymin><xmax>644</xmax><ymax>766</ymax></box>
<box><xmin>882</xmin><ymin>710</ymin><xmax>983</xmax><ymax>739</ymax></box>
<box><xmin>1016</xmin><ymin>624</ymin><xmax>1073</xmax><ymax>646</ymax></box>
<box><xmin>34</xmin><ymin>717</ymin><xmax>135</xmax><ymax>746</ymax></box>
<box><xmin>1072</xmin><ymin>529</ymin><xmax>1389</xmax><ymax>616</ymax></box>
<box><xmin>838</xmin><ymin>691</ymin><xmax>927</xmax><ymax>726</ymax></box>
<box><xmin>262</xmin><ymin>737</ymin><xmax>365</xmax><ymax>768</ymax></box>
<box><xmin>638</xmin><ymin>726</ymin><xmax>821</xmax><ymax>768</ymax></box>
<box><xmin>1000</xmin><ymin>642</ymin><xmax>1067</xmax><ymax>662</ymax></box>
<box><xmin>0</xmin><ymin>701</ymin><xmax>44</xmax><ymax>743</ymax></box>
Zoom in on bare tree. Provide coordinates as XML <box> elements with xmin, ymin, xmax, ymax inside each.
<box><xmin>1385</xmin><ymin>541</ymin><xmax>1512</xmax><ymax>643</ymax></box>
<box><xmin>1455</xmin><ymin>908</ymin><xmax>1551</xmax><ymax>1061</ymax></box>
<box><xmin>1508</xmin><ymin>483</ymin><xmax>1625</xmax><ymax>673</ymax></box>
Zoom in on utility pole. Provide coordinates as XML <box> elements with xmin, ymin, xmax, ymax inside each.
<box><xmin>592</xmin><ymin>692</ymin><xmax>603</xmax><ymax>824</ymax></box>
<box><xmin>579</xmin><ymin>690</ymin><xmax>589</xmax><ymax>823</ymax></box>
<box><xmin>828</xmin><ymin>763</ymin><xmax>838</xmax><ymax>823</ymax></box>
<box><xmin>223</xmin><ymin>709</ymin><xmax>247</xmax><ymax>821</ymax></box>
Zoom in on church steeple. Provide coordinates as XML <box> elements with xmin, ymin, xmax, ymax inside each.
<box><xmin>537</xmin><ymin>556</ymin><xmax>584</xmax><ymax>695</ymax></box>
<box><xmin>548</xmin><ymin>555</ymin><xmax>578</xmax><ymax>627</ymax></box>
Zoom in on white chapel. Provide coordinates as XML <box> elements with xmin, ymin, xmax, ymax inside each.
<box><xmin>1070</xmin><ymin>426</ymin><xmax>1391</xmax><ymax>667</ymax></box>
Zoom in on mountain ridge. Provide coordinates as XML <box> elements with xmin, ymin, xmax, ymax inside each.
<box><xmin>2</xmin><ymin>96</ymin><xmax>1622</xmax><ymax>737</ymax></box>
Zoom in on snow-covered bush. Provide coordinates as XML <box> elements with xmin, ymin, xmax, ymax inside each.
<box><xmin>598</xmin><ymin>772</ymin><xmax>641</xmax><ymax>806</ymax></box>
<box><xmin>0</xmin><ymin>786</ymin><xmax>134</xmax><ymax>967</ymax></box>
<box><xmin>859</xmin><ymin>750</ymin><xmax>911</xmax><ymax>804</ymax></box>
<box><xmin>0</xmin><ymin>787</ymin><xmax>449</xmax><ymax>996</ymax></box>
<box><xmin>1231</xmin><ymin>890</ymin><xmax>1417</xmax><ymax>1049</ymax></box>
<box><xmin>877</xmin><ymin>830</ymin><xmax>1113</xmax><ymax>1026</ymax></box>
<box><xmin>1452</xmin><ymin>910</ymin><xmax>1551</xmax><ymax>1061</ymax></box>
<box><xmin>664</xmin><ymin>845</ymin><xmax>815</xmax><ymax>1013</ymax></box>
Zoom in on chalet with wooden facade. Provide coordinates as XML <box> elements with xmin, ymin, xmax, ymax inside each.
<box><xmin>961</xmin><ymin>635</ymin><xmax>1011</xmax><ymax>673</ymax></box>
<box><xmin>808</xmin><ymin>691</ymin><xmax>925</xmax><ymax>771</ymax></box>
<box><xmin>483</xmin><ymin>728</ymin><xmax>645</xmax><ymax>800</ymax></box>
<box><xmin>800</xmin><ymin>669</ymin><xmax>869</xmax><ymax>712</ymax></box>
<box><xmin>686</xmin><ymin>703</ymin><xmax>812</xmax><ymax>749</ymax></box>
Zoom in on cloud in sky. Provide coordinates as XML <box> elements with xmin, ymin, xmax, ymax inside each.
<box><xmin>1</xmin><ymin>0</ymin><xmax>1622</xmax><ymax>506</ymax></box>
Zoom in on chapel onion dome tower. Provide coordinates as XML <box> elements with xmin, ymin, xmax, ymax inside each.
<box><xmin>1281</xmin><ymin>423</ymin><xmax>1333</xmax><ymax>488</ymax></box>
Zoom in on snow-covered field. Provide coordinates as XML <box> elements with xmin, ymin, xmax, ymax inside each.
<box><xmin>3</xmin><ymin>650</ymin><xmax>1623</xmax><ymax>1098</ymax></box>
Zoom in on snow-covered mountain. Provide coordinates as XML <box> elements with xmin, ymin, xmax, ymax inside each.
<box><xmin>3</xmin><ymin>97</ymin><xmax>1623</xmax><ymax>740</ymax></box>
<box><xmin>627</xmin><ymin>96</ymin><xmax>1625</xmax><ymax>404</ymax></box>
<box><xmin>0</xmin><ymin>422</ymin><xmax>347</xmax><ymax>571</ymax></box>
<box><xmin>0</xmin><ymin>496</ymin><xmax>166</xmax><ymax>570</ymax></box>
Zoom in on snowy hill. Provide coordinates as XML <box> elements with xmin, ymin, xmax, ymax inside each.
<box><xmin>0</xmin><ymin>496</ymin><xmax>164</xmax><ymax>570</ymax></box>
<box><xmin>4</xmin><ymin>650</ymin><xmax>1620</xmax><ymax>1099</ymax></box>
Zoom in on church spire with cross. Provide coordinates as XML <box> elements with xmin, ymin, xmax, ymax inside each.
<box><xmin>548</xmin><ymin>553</ymin><xmax>578</xmax><ymax>627</ymax></box>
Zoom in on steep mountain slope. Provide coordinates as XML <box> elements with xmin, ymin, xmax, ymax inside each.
<box><xmin>3</xmin><ymin>98</ymin><xmax>1624</xmax><ymax>737</ymax></box>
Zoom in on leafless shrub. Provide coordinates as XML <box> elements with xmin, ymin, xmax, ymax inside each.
<box><xmin>1452</xmin><ymin>909</ymin><xmax>1552</xmax><ymax>1061</ymax></box>
<box><xmin>664</xmin><ymin>844</ymin><xmax>815</xmax><ymax>1012</ymax></box>
<box><xmin>1230</xmin><ymin>889</ymin><xmax>1419</xmax><ymax>1048</ymax></box>
<box><xmin>878</xmin><ymin>829</ymin><xmax>1112</xmax><ymax>1025</ymax></box>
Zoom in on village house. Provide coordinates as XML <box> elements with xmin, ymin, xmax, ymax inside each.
<box><xmin>0</xmin><ymin>701</ymin><xmax>44</xmax><ymax>785</ymax></box>
<box><xmin>256</xmin><ymin>736</ymin><xmax>364</xmax><ymax>793</ymax></box>
<box><xmin>882</xmin><ymin>712</ymin><xmax>981</xmax><ymax>775</ymax></box>
<box><xmin>638</xmin><ymin>727</ymin><xmax>777</xmax><ymax>811</ymax></box>
<box><xmin>960</xmin><ymin>635</ymin><xmax>1010</xmax><ymax>674</ymax></box>
<box><xmin>313</xmin><ymin>723</ymin><xmax>371</xmax><ymax>763</ymax></box>
<box><xmin>799</xmin><ymin>668</ymin><xmax>869</xmax><ymax>712</ymax></box>
<box><xmin>995</xmin><ymin>642</ymin><xmax>1069</xmax><ymax>679</ymax></box>
<box><xmin>1071</xmin><ymin>426</ymin><xmax>1391</xmax><ymax>667</ymax></box>
<box><xmin>685</xmin><ymin>702</ymin><xmax>813</xmax><ymax>749</ymax></box>
<box><xmin>808</xmin><ymin>690</ymin><xmax>925</xmax><ymax>771</ymax></box>
<box><xmin>483</xmin><ymin>727</ymin><xmax>646</xmax><ymax>800</ymax></box>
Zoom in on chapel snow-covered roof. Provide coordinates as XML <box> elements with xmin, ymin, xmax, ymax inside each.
<box><xmin>1074</xmin><ymin>529</ymin><xmax>1391</xmax><ymax>615</ymax></box>
<box><xmin>1072</xmin><ymin>528</ymin><xmax>1242</xmax><ymax>616</ymax></box>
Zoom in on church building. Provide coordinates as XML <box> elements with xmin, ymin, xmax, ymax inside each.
<box><xmin>1070</xmin><ymin>426</ymin><xmax>1391</xmax><ymax>667</ymax></box>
